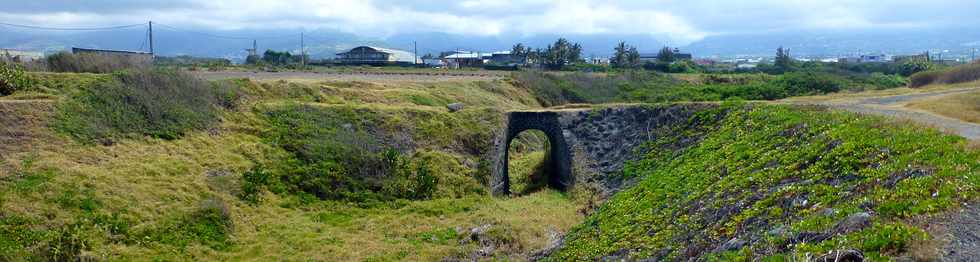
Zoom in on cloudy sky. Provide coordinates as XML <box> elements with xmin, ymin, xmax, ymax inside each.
<box><xmin>2</xmin><ymin>0</ymin><xmax>978</xmax><ymax>46</ymax></box>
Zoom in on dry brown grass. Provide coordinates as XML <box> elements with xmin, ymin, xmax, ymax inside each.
<box><xmin>906</xmin><ymin>90</ymin><xmax>980</xmax><ymax>124</ymax></box>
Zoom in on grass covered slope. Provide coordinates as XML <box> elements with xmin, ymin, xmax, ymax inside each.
<box><xmin>0</xmin><ymin>71</ymin><xmax>586</xmax><ymax>260</ymax></box>
<box><xmin>551</xmin><ymin>104</ymin><xmax>979</xmax><ymax>260</ymax></box>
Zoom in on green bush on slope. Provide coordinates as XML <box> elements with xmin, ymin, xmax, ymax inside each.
<box><xmin>52</xmin><ymin>69</ymin><xmax>241</xmax><ymax>143</ymax></box>
<box><xmin>551</xmin><ymin>104</ymin><xmax>979</xmax><ymax>260</ymax></box>
<box><xmin>245</xmin><ymin>103</ymin><xmax>492</xmax><ymax>204</ymax></box>
<box><xmin>513</xmin><ymin>70</ymin><xmax>906</xmax><ymax>106</ymax></box>
<box><xmin>0</xmin><ymin>62</ymin><xmax>35</xmax><ymax>95</ymax></box>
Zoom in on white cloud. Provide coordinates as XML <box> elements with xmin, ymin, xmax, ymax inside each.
<box><xmin>1</xmin><ymin>0</ymin><xmax>977</xmax><ymax>45</ymax></box>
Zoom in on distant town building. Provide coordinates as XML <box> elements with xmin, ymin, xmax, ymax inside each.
<box><xmin>588</xmin><ymin>57</ymin><xmax>609</xmax><ymax>65</ymax></box>
<box><xmin>0</xmin><ymin>49</ymin><xmax>43</xmax><ymax>62</ymax></box>
<box><xmin>72</xmin><ymin>47</ymin><xmax>153</xmax><ymax>62</ymax></box>
<box><xmin>487</xmin><ymin>52</ymin><xmax>525</xmax><ymax>66</ymax></box>
<box><xmin>335</xmin><ymin>46</ymin><xmax>416</xmax><ymax>65</ymax></box>
<box><xmin>693</xmin><ymin>59</ymin><xmax>716</xmax><ymax>66</ymax></box>
<box><xmin>638</xmin><ymin>48</ymin><xmax>693</xmax><ymax>63</ymax></box>
<box><xmin>859</xmin><ymin>54</ymin><xmax>892</xmax><ymax>63</ymax></box>
<box><xmin>894</xmin><ymin>53</ymin><xmax>930</xmax><ymax>63</ymax></box>
<box><xmin>421</xmin><ymin>58</ymin><xmax>444</xmax><ymax>67</ymax></box>
<box><xmin>840</xmin><ymin>53</ymin><xmax>894</xmax><ymax>64</ymax></box>
<box><xmin>443</xmin><ymin>51</ymin><xmax>488</xmax><ymax>69</ymax></box>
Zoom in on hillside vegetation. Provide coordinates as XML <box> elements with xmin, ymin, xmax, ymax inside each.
<box><xmin>513</xmin><ymin>69</ymin><xmax>905</xmax><ymax>106</ymax></box>
<box><xmin>0</xmin><ymin>70</ymin><xmax>594</xmax><ymax>260</ymax></box>
<box><xmin>0</xmin><ymin>65</ymin><xmax>976</xmax><ymax>261</ymax></box>
<box><xmin>550</xmin><ymin>103</ymin><xmax>979</xmax><ymax>260</ymax></box>
<box><xmin>909</xmin><ymin>62</ymin><xmax>980</xmax><ymax>88</ymax></box>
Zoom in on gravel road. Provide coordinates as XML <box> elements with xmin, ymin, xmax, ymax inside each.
<box><xmin>802</xmin><ymin>87</ymin><xmax>980</xmax><ymax>141</ymax></box>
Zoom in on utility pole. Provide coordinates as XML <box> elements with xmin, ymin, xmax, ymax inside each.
<box><xmin>148</xmin><ymin>21</ymin><xmax>154</xmax><ymax>56</ymax></box>
<box><xmin>973</xmin><ymin>48</ymin><xmax>976</xmax><ymax>62</ymax></box>
<box><xmin>413</xmin><ymin>41</ymin><xmax>418</xmax><ymax>66</ymax></box>
<box><xmin>300</xmin><ymin>32</ymin><xmax>306</xmax><ymax>69</ymax></box>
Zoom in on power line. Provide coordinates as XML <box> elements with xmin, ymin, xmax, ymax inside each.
<box><xmin>0</xmin><ymin>21</ymin><xmax>145</xmax><ymax>31</ymax></box>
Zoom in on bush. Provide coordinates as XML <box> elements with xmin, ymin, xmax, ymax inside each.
<box><xmin>898</xmin><ymin>60</ymin><xmax>934</xmax><ymax>77</ymax></box>
<box><xmin>0</xmin><ymin>62</ymin><xmax>34</xmax><ymax>95</ymax></box>
<box><xmin>138</xmin><ymin>197</ymin><xmax>233</xmax><ymax>250</ymax></box>
<box><xmin>777</xmin><ymin>71</ymin><xmax>843</xmax><ymax>94</ymax></box>
<box><xmin>908</xmin><ymin>70</ymin><xmax>944</xmax><ymax>88</ymax></box>
<box><xmin>52</xmin><ymin>69</ymin><xmax>235</xmax><ymax>143</ymax></box>
<box><xmin>45</xmin><ymin>52</ymin><xmax>150</xmax><ymax>73</ymax></box>
<box><xmin>257</xmin><ymin>105</ymin><xmax>407</xmax><ymax>202</ymax></box>
<box><xmin>937</xmin><ymin>63</ymin><xmax>980</xmax><ymax>85</ymax></box>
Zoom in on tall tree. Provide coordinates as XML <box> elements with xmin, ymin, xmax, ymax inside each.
<box><xmin>613</xmin><ymin>42</ymin><xmax>629</xmax><ymax>68</ymax></box>
<box><xmin>775</xmin><ymin>46</ymin><xmax>794</xmax><ymax>71</ymax></box>
<box><xmin>627</xmin><ymin>47</ymin><xmax>641</xmax><ymax>68</ymax></box>
<box><xmin>541</xmin><ymin>38</ymin><xmax>582</xmax><ymax>70</ymax></box>
<box><xmin>657</xmin><ymin>46</ymin><xmax>675</xmax><ymax>63</ymax></box>
<box><xmin>511</xmin><ymin>43</ymin><xmax>528</xmax><ymax>57</ymax></box>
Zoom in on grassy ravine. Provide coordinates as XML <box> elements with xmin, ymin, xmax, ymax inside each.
<box><xmin>2</xmin><ymin>69</ymin><xmax>975</xmax><ymax>260</ymax></box>
<box><xmin>0</xmin><ymin>72</ymin><xmax>587</xmax><ymax>260</ymax></box>
<box><xmin>550</xmin><ymin>104</ymin><xmax>979</xmax><ymax>261</ymax></box>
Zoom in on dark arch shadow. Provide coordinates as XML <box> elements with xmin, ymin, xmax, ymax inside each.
<box><xmin>507</xmin><ymin>130</ymin><xmax>552</xmax><ymax>195</ymax></box>
<box><xmin>493</xmin><ymin>111</ymin><xmax>573</xmax><ymax>196</ymax></box>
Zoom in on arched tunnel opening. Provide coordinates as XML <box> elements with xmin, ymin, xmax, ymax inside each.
<box><xmin>506</xmin><ymin>130</ymin><xmax>552</xmax><ymax>195</ymax></box>
<box><xmin>493</xmin><ymin>111</ymin><xmax>573</xmax><ymax>196</ymax></box>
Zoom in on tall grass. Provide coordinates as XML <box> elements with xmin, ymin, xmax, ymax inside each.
<box><xmin>52</xmin><ymin>69</ymin><xmax>239</xmax><ymax>143</ymax></box>
<box><xmin>909</xmin><ymin>62</ymin><xmax>980</xmax><ymax>88</ymax></box>
<box><xmin>45</xmin><ymin>52</ymin><xmax>150</xmax><ymax>73</ymax></box>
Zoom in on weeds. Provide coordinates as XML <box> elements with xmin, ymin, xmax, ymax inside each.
<box><xmin>0</xmin><ymin>61</ymin><xmax>35</xmax><ymax>95</ymax></box>
<box><xmin>51</xmin><ymin>68</ymin><xmax>239</xmax><ymax>143</ymax></box>
<box><xmin>909</xmin><ymin>63</ymin><xmax>980</xmax><ymax>88</ymax></box>
<box><xmin>550</xmin><ymin>104</ymin><xmax>979</xmax><ymax>260</ymax></box>
<box><xmin>45</xmin><ymin>52</ymin><xmax>150</xmax><ymax>74</ymax></box>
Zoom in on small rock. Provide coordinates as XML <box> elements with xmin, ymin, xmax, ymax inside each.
<box><xmin>815</xmin><ymin>249</ymin><xmax>864</xmax><ymax>262</ymax></box>
<box><xmin>768</xmin><ymin>225</ymin><xmax>790</xmax><ymax>237</ymax></box>
<box><xmin>792</xmin><ymin>196</ymin><xmax>809</xmax><ymax>208</ymax></box>
<box><xmin>713</xmin><ymin>237</ymin><xmax>746</xmax><ymax>252</ymax></box>
<box><xmin>466</xmin><ymin>224</ymin><xmax>492</xmax><ymax>242</ymax></box>
<box><xmin>834</xmin><ymin>212</ymin><xmax>872</xmax><ymax>234</ymax></box>
<box><xmin>447</xmin><ymin>103</ymin><xmax>464</xmax><ymax>112</ymax></box>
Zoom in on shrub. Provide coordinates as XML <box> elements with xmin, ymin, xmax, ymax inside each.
<box><xmin>908</xmin><ymin>70</ymin><xmax>944</xmax><ymax>88</ymax></box>
<box><xmin>0</xmin><ymin>62</ymin><xmax>34</xmax><ymax>95</ymax></box>
<box><xmin>52</xmin><ymin>69</ymin><xmax>234</xmax><ymax>143</ymax></box>
<box><xmin>898</xmin><ymin>60</ymin><xmax>934</xmax><ymax>77</ymax></box>
<box><xmin>936</xmin><ymin>63</ymin><xmax>980</xmax><ymax>85</ymax></box>
<box><xmin>45</xmin><ymin>52</ymin><xmax>150</xmax><ymax>73</ymax></box>
<box><xmin>138</xmin><ymin>197</ymin><xmax>233</xmax><ymax>250</ymax></box>
<box><xmin>777</xmin><ymin>71</ymin><xmax>842</xmax><ymax>94</ymax></box>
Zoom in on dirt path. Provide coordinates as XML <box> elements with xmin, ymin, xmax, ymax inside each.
<box><xmin>791</xmin><ymin>87</ymin><xmax>980</xmax><ymax>141</ymax></box>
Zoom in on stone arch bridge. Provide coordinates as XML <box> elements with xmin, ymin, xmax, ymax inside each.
<box><xmin>490</xmin><ymin>104</ymin><xmax>717</xmax><ymax>196</ymax></box>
